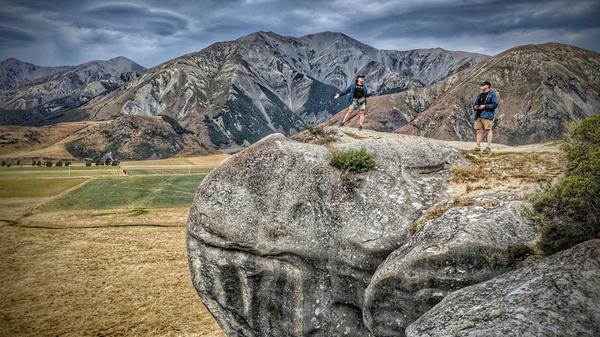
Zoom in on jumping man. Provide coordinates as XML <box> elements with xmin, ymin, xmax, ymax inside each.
<box><xmin>335</xmin><ymin>74</ymin><xmax>374</xmax><ymax>131</ymax></box>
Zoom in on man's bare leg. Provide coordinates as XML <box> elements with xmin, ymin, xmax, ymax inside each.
<box><xmin>486</xmin><ymin>129</ymin><xmax>493</xmax><ymax>149</ymax></box>
<box><xmin>341</xmin><ymin>108</ymin><xmax>355</xmax><ymax>125</ymax></box>
<box><xmin>358</xmin><ymin>109</ymin><xmax>366</xmax><ymax>127</ymax></box>
<box><xmin>475</xmin><ymin>129</ymin><xmax>483</xmax><ymax>149</ymax></box>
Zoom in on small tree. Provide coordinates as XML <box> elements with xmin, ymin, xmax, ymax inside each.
<box><xmin>36</xmin><ymin>161</ymin><xmax>42</xmax><ymax>166</ymax></box>
<box><xmin>529</xmin><ymin>115</ymin><xmax>600</xmax><ymax>255</ymax></box>
<box><xmin>0</xmin><ymin>161</ymin><xmax>5</xmax><ymax>167</ymax></box>
<box><xmin>45</xmin><ymin>161</ymin><xmax>53</xmax><ymax>167</ymax></box>
<box><xmin>56</xmin><ymin>160</ymin><xmax>63</xmax><ymax>167</ymax></box>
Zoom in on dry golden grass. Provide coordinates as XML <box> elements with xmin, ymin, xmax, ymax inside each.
<box><xmin>409</xmin><ymin>150</ymin><xmax>568</xmax><ymax>235</ymax></box>
<box><xmin>0</xmin><ymin>197</ymin><xmax>48</xmax><ymax>222</ymax></box>
<box><xmin>170</xmin><ymin>154</ymin><xmax>230</xmax><ymax>169</ymax></box>
<box><xmin>19</xmin><ymin>207</ymin><xmax>193</xmax><ymax>229</ymax></box>
<box><xmin>0</xmin><ymin>177</ymin><xmax>88</xmax><ymax>198</ymax></box>
<box><xmin>342</xmin><ymin>131</ymin><xmax>367</xmax><ymax>139</ymax></box>
<box><xmin>450</xmin><ymin>150</ymin><xmax>567</xmax><ymax>190</ymax></box>
<box><xmin>0</xmin><ymin>197</ymin><xmax>225</xmax><ymax>336</ymax></box>
<box><xmin>0</xmin><ymin>224</ymin><xmax>225</xmax><ymax>337</ymax></box>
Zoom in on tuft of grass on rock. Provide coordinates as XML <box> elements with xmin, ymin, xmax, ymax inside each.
<box><xmin>488</xmin><ymin>243</ymin><xmax>536</xmax><ymax>267</ymax></box>
<box><xmin>342</xmin><ymin>131</ymin><xmax>367</xmax><ymax>140</ymax></box>
<box><xmin>329</xmin><ymin>148</ymin><xmax>376</xmax><ymax>174</ymax></box>
<box><xmin>294</xmin><ymin>126</ymin><xmax>338</xmax><ymax>145</ymax></box>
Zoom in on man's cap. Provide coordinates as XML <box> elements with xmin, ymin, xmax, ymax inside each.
<box><xmin>479</xmin><ymin>80</ymin><xmax>491</xmax><ymax>87</ymax></box>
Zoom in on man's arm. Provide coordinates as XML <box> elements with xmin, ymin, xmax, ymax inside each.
<box><xmin>338</xmin><ymin>84</ymin><xmax>352</xmax><ymax>97</ymax></box>
<box><xmin>485</xmin><ymin>92</ymin><xmax>498</xmax><ymax>110</ymax></box>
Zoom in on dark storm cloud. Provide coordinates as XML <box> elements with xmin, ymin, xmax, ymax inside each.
<box><xmin>79</xmin><ymin>3</ymin><xmax>189</xmax><ymax>36</ymax></box>
<box><xmin>0</xmin><ymin>25</ymin><xmax>36</xmax><ymax>46</ymax></box>
<box><xmin>356</xmin><ymin>0</ymin><xmax>600</xmax><ymax>38</ymax></box>
<box><xmin>0</xmin><ymin>0</ymin><xmax>598</xmax><ymax>67</ymax></box>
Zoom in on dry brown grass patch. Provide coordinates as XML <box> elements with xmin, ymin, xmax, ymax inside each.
<box><xmin>451</xmin><ymin>150</ymin><xmax>566</xmax><ymax>187</ymax></box>
<box><xmin>342</xmin><ymin>131</ymin><xmax>367</xmax><ymax>139</ymax></box>
<box><xmin>0</xmin><ymin>225</ymin><xmax>224</xmax><ymax>337</ymax></box>
<box><xmin>292</xmin><ymin>126</ymin><xmax>338</xmax><ymax>145</ymax></box>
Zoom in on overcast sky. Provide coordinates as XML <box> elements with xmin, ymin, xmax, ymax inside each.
<box><xmin>1</xmin><ymin>0</ymin><xmax>599</xmax><ymax>67</ymax></box>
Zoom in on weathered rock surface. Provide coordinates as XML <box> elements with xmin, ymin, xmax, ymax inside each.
<box><xmin>187</xmin><ymin>127</ymin><xmax>465</xmax><ymax>336</ymax></box>
<box><xmin>363</xmin><ymin>196</ymin><xmax>537</xmax><ymax>337</ymax></box>
<box><xmin>406</xmin><ymin>239</ymin><xmax>600</xmax><ymax>337</ymax></box>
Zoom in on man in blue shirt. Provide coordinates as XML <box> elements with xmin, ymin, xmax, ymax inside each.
<box><xmin>473</xmin><ymin>80</ymin><xmax>499</xmax><ymax>152</ymax></box>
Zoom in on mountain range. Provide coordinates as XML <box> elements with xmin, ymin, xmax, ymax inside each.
<box><xmin>1</xmin><ymin>31</ymin><xmax>598</xmax><ymax>160</ymax></box>
<box><xmin>324</xmin><ymin>42</ymin><xmax>600</xmax><ymax>145</ymax></box>
<box><xmin>0</xmin><ymin>56</ymin><xmax>144</xmax><ymax>125</ymax></box>
<box><xmin>78</xmin><ymin>31</ymin><xmax>486</xmax><ymax>151</ymax></box>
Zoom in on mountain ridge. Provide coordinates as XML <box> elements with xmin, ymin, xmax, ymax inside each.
<box><xmin>76</xmin><ymin>31</ymin><xmax>487</xmax><ymax>152</ymax></box>
<box><xmin>323</xmin><ymin>42</ymin><xmax>600</xmax><ymax>145</ymax></box>
<box><xmin>4</xmin><ymin>32</ymin><xmax>595</xmax><ymax>159</ymax></box>
<box><xmin>0</xmin><ymin>56</ymin><xmax>145</xmax><ymax>125</ymax></box>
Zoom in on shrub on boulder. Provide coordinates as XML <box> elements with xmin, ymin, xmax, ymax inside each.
<box><xmin>529</xmin><ymin>115</ymin><xmax>600</xmax><ymax>255</ymax></box>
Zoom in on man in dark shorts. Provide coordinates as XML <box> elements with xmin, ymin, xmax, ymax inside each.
<box><xmin>335</xmin><ymin>74</ymin><xmax>374</xmax><ymax>131</ymax></box>
<box><xmin>473</xmin><ymin>80</ymin><xmax>499</xmax><ymax>152</ymax></box>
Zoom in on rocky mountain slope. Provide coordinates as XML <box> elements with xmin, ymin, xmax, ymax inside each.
<box><xmin>0</xmin><ymin>57</ymin><xmax>144</xmax><ymax>124</ymax></box>
<box><xmin>81</xmin><ymin>31</ymin><xmax>486</xmax><ymax>151</ymax></box>
<box><xmin>324</xmin><ymin>43</ymin><xmax>600</xmax><ymax>145</ymax></box>
<box><xmin>0</xmin><ymin>57</ymin><xmax>71</xmax><ymax>91</ymax></box>
<box><xmin>186</xmin><ymin>127</ymin><xmax>599</xmax><ymax>336</ymax></box>
<box><xmin>0</xmin><ymin>116</ymin><xmax>206</xmax><ymax>161</ymax></box>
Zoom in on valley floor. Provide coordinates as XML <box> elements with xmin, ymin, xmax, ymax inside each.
<box><xmin>0</xmin><ymin>156</ymin><xmax>227</xmax><ymax>337</ymax></box>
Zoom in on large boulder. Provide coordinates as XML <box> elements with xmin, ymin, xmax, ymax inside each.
<box><xmin>363</xmin><ymin>196</ymin><xmax>537</xmax><ymax>336</ymax></box>
<box><xmin>406</xmin><ymin>239</ymin><xmax>600</xmax><ymax>337</ymax></box>
<box><xmin>186</xmin><ymin>127</ymin><xmax>465</xmax><ymax>337</ymax></box>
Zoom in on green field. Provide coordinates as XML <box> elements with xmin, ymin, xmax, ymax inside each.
<box><xmin>42</xmin><ymin>175</ymin><xmax>205</xmax><ymax>210</ymax></box>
